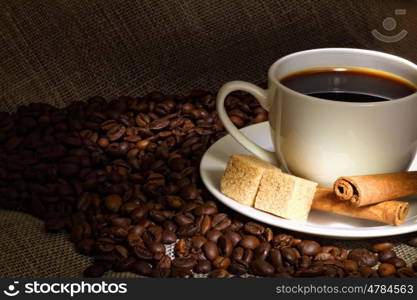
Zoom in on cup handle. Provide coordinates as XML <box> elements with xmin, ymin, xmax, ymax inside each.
<box><xmin>216</xmin><ymin>80</ymin><xmax>278</xmax><ymax>165</ymax></box>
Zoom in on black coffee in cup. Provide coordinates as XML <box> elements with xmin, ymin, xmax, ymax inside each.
<box><xmin>280</xmin><ymin>67</ymin><xmax>416</xmax><ymax>102</ymax></box>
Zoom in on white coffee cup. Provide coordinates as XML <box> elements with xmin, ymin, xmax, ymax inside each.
<box><xmin>216</xmin><ymin>48</ymin><xmax>417</xmax><ymax>187</ymax></box>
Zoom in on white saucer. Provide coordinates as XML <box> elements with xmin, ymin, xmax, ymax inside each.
<box><xmin>200</xmin><ymin>122</ymin><xmax>417</xmax><ymax>239</ymax></box>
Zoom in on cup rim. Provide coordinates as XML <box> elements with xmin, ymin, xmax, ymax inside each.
<box><xmin>268</xmin><ymin>48</ymin><xmax>417</xmax><ymax>107</ymax></box>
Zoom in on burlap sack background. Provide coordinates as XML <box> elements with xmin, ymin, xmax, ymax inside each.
<box><xmin>0</xmin><ymin>0</ymin><xmax>416</xmax><ymax>277</ymax></box>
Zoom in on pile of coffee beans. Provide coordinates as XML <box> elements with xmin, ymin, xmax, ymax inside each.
<box><xmin>0</xmin><ymin>90</ymin><xmax>416</xmax><ymax>278</ymax></box>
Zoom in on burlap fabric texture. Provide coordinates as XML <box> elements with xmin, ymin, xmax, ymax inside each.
<box><xmin>0</xmin><ymin>0</ymin><xmax>416</xmax><ymax>277</ymax></box>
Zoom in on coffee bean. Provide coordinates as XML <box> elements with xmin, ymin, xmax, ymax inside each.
<box><xmin>251</xmin><ymin>259</ymin><xmax>275</xmax><ymax>276</ymax></box>
<box><xmin>213</xmin><ymin>256</ymin><xmax>231</xmax><ymax>269</ymax></box>
<box><xmin>386</xmin><ymin>257</ymin><xmax>406</xmax><ymax>268</ymax></box>
<box><xmin>132</xmin><ymin>261</ymin><xmax>153</xmax><ymax>276</ymax></box>
<box><xmin>180</xmin><ymin>185</ymin><xmax>199</xmax><ymax>200</ymax></box>
<box><xmin>413</xmin><ymin>262</ymin><xmax>417</xmax><ymax>272</ymax></box>
<box><xmin>280</xmin><ymin>247</ymin><xmax>300</xmax><ymax>265</ymax></box>
<box><xmin>269</xmin><ymin>248</ymin><xmax>283</xmax><ymax>268</ymax></box>
<box><xmin>343</xmin><ymin>260</ymin><xmax>358</xmax><ymax>272</ymax></box>
<box><xmin>204</xmin><ymin>241</ymin><xmax>219</xmax><ymax>261</ymax></box>
<box><xmin>133</xmin><ymin>246</ymin><xmax>153</xmax><ymax>260</ymax></box>
<box><xmin>148</xmin><ymin>242</ymin><xmax>165</xmax><ymax>254</ymax></box>
<box><xmin>378</xmin><ymin>263</ymin><xmax>396</xmax><ymax>277</ymax></box>
<box><xmin>224</xmin><ymin>231</ymin><xmax>241</xmax><ymax>247</ymax></box>
<box><xmin>371</xmin><ymin>242</ymin><xmax>394</xmax><ymax>252</ymax></box>
<box><xmin>232</xmin><ymin>247</ymin><xmax>244</xmax><ymax>261</ymax></box>
<box><xmin>105</xmin><ymin>194</ymin><xmax>122</xmax><ymax>212</ymax></box>
<box><xmin>172</xmin><ymin>257</ymin><xmax>197</xmax><ymax>269</ymax></box>
<box><xmin>113</xmin><ymin>257</ymin><xmax>136</xmax><ymax>272</ymax></box>
<box><xmin>218</xmin><ymin>235</ymin><xmax>233</xmax><ymax>257</ymax></box>
<box><xmin>242</xmin><ymin>249</ymin><xmax>254</xmax><ymax>266</ymax></box>
<box><xmin>212</xmin><ymin>213</ymin><xmax>231</xmax><ymax>231</ymax></box>
<box><xmin>255</xmin><ymin>242</ymin><xmax>271</xmax><ymax>261</ymax></box>
<box><xmin>161</xmin><ymin>231</ymin><xmax>177</xmax><ymax>244</ymax></box>
<box><xmin>239</xmin><ymin>235</ymin><xmax>260</xmax><ymax>250</ymax></box>
<box><xmin>244</xmin><ymin>222</ymin><xmax>265</xmax><ymax>235</ymax></box>
<box><xmin>378</xmin><ymin>249</ymin><xmax>397</xmax><ymax>262</ymax></box>
<box><xmin>206</xmin><ymin>230</ymin><xmax>222</xmax><ymax>243</ymax></box>
<box><xmin>396</xmin><ymin>267</ymin><xmax>416</xmax><ymax>278</ymax></box>
<box><xmin>195</xmin><ymin>260</ymin><xmax>212</xmax><ymax>274</ymax></box>
<box><xmin>199</xmin><ymin>215</ymin><xmax>212</xmax><ymax>235</ymax></box>
<box><xmin>297</xmin><ymin>240</ymin><xmax>321</xmax><ymax>256</ymax></box>
<box><xmin>299</xmin><ymin>256</ymin><xmax>312</xmax><ymax>269</ymax></box>
<box><xmin>348</xmin><ymin>249</ymin><xmax>377</xmax><ymax>267</ymax></box>
<box><xmin>191</xmin><ymin>235</ymin><xmax>207</xmax><ymax>249</ymax></box>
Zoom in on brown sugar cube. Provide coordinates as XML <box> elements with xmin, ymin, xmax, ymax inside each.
<box><xmin>254</xmin><ymin>168</ymin><xmax>317</xmax><ymax>221</ymax></box>
<box><xmin>220</xmin><ymin>154</ymin><xmax>279</xmax><ymax>206</ymax></box>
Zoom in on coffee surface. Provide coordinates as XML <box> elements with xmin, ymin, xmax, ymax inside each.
<box><xmin>280</xmin><ymin>67</ymin><xmax>416</xmax><ymax>102</ymax></box>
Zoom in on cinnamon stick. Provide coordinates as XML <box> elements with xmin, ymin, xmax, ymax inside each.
<box><xmin>334</xmin><ymin>171</ymin><xmax>417</xmax><ymax>207</ymax></box>
<box><xmin>312</xmin><ymin>188</ymin><xmax>409</xmax><ymax>226</ymax></box>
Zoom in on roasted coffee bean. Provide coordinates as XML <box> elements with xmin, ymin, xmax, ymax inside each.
<box><xmin>378</xmin><ymin>263</ymin><xmax>396</xmax><ymax>277</ymax></box>
<box><xmin>251</xmin><ymin>259</ymin><xmax>275</xmax><ymax>276</ymax></box>
<box><xmin>175</xmin><ymin>213</ymin><xmax>194</xmax><ymax>226</ymax></box>
<box><xmin>105</xmin><ymin>194</ymin><xmax>123</xmax><ymax>212</ymax></box>
<box><xmin>413</xmin><ymin>262</ymin><xmax>417</xmax><ymax>272</ymax></box>
<box><xmin>133</xmin><ymin>246</ymin><xmax>153</xmax><ymax>260</ymax></box>
<box><xmin>171</xmin><ymin>267</ymin><xmax>192</xmax><ymax>278</ymax></box>
<box><xmin>239</xmin><ymin>235</ymin><xmax>260</xmax><ymax>250</ymax></box>
<box><xmin>348</xmin><ymin>249</ymin><xmax>377</xmax><ymax>267</ymax></box>
<box><xmin>204</xmin><ymin>241</ymin><xmax>219</xmax><ymax>261</ymax></box>
<box><xmin>371</xmin><ymin>242</ymin><xmax>394</xmax><ymax>252</ymax></box>
<box><xmin>206</xmin><ymin>230</ymin><xmax>222</xmax><ymax>243</ymax></box>
<box><xmin>244</xmin><ymin>222</ymin><xmax>265</xmax><ymax>235</ymax></box>
<box><xmin>386</xmin><ymin>257</ymin><xmax>406</xmax><ymax>269</ymax></box>
<box><xmin>213</xmin><ymin>256</ymin><xmax>231</xmax><ymax>269</ymax></box>
<box><xmin>280</xmin><ymin>247</ymin><xmax>300</xmax><ymax>265</ymax></box>
<box><xmin>255</xmin><ymin>242</ymin><xmax>271</xmax><ymax>261</ymax></box>
<box><xmin>148</xmin><ymin>241</ymin><xmax>165</xmax><ymax>254</ymax></box>
<box><xmin>180</xmin><ymin>185</ymin><xmax>199</xmax><ymax>200</ymax></box>
<box><xmin>407</xmin><ymin>237</ymin><xmax>417</xmax><ymax>247</ymax></box>
<box><xmin>300</xmin><ymin>256</ymin><xmax>312</xmax><ymax>269</ymax></box>
<box><xmin>232</xmin><ymin>247</ymin><xmax>244</xmax><ymax>261</ymax></box>
<box><xmin>396</xmin><ymin>267</ymin><xmax>417</xmax><ymax>278</ymax></box>
<box><xmin>161</xmin><ymin>231</ymin><xmax>177</xmax><ymax>244</ymax></box>
<box><xmin>218</xmin><ymin>235</ymin><xmax>233</xmax><ymax>257</ymax></box>
<box><xmin>378</xmin><ymin>249</ymin><xmax>397</xmax><ymax>262</ymax></box>
<box><xmin>113</xmin><ymin>257</ymin><xmax>136</xmax><ymax>272</ymax></box>
<box><xmin>269</xmin><ymin>248</ymin><xmax>283</xmax><ymax>268</ymax></box>
<box><xmin>199</xmin><ymin>215</ymin><xmax>212</xmax><ymax>235</ymax></box>
<box><xmin>191</xmin><ymin>235</ymin><xmax>207</xmax><ymax>249</ymax></box>
<box><xmin>343</xmin><ymin>260</ymin><xmax>358</xmax><ymax>272</ymax></box>
<box><xmin>151</xmin><ymin>267</ymin><xmax>171</xmax><ymax>278</ymax></box>
<box><xmin>172</xmin><ymin>257</ymin><xmax>197</xmax><ymax>269</ymax></box>
<box><xmin>297</xmin><ymin>240</ymin><xmax>321</xmax><ymax>256</ymax></box>
<box><xmin>212</xmin><ymin>213</ymin><xmax>231</xmax><ymax>231</ymax></box>
<box><xmin>262</xmin><ymin>228</ymin><xmax>273</xmax><ymax>243</ymax></box>
<box><xmin>242</xmin><ymin>249</ymin><xmax>254</xmax><ymax>266</ymax></box>
<box><xmin>229</xmin><ymin>261</ymin><xmax>247</xmax><ymax>275</ymax></box>
<box><xmin>272</xmin><ymin>234</ymin><xmax>293</xmax><ymax>248</ymax></box>
<box><xmin>224</xmin><ymin>231</ymin><xmax>241</xmax><ymax>247</ymax></box>
<box><xmin>195</xmin><ymin>260</ymin><xmax>212</xmax><ymax>274</ymax></box>
<box><xmin>157</xmin><ymin>255</ymin><xmax>172</xmax><ymax>269</ymax></box>
<box><xmin>131</xmin><ymin>260</ymin><xmax>153</xmax><ymax>276</ymax></box>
